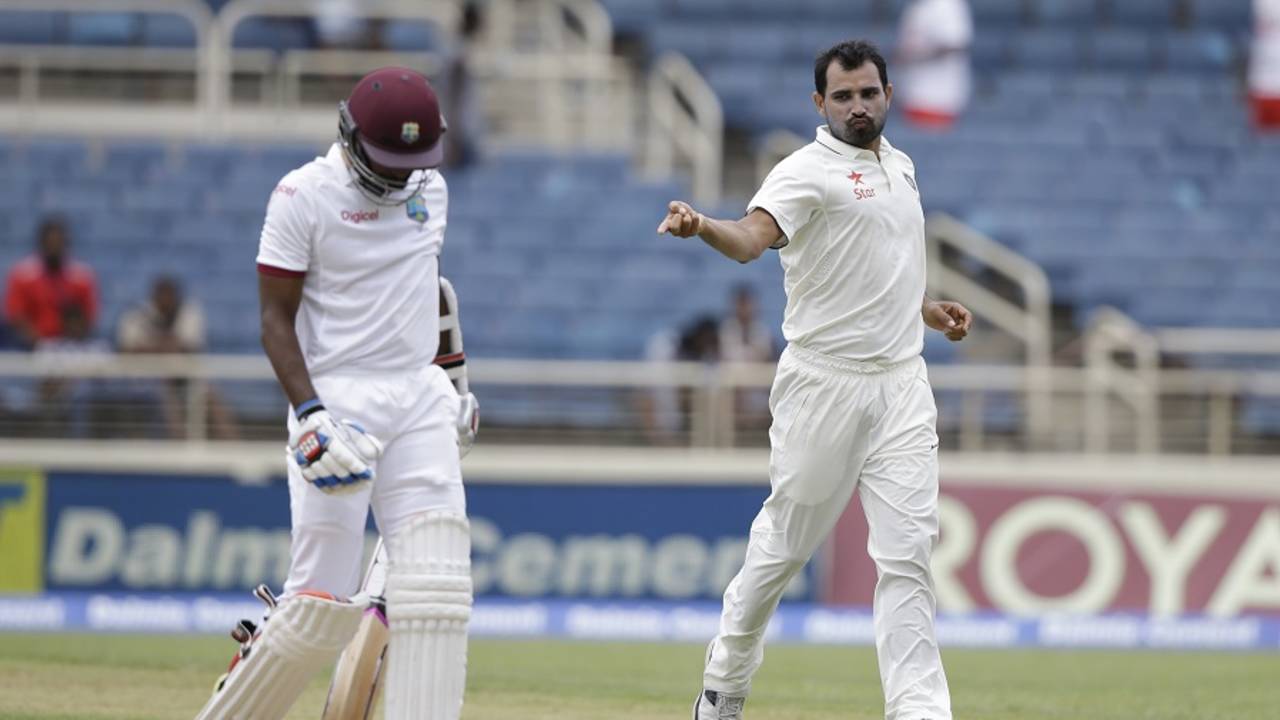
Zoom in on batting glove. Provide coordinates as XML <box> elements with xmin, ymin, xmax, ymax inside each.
<box><xmin>289</xmin><ymin>401</ymin><xmax>384</xmax><ymax>494</ymax></box>
<box><xmin>457</xmin><ymin>392</ymin><xmax>479</xmax><ymax>458</ymax></box>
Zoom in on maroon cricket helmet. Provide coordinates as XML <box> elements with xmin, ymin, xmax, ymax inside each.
<box><xmin>341</xmin><ymin>67</ymin><xmax>446</xmax><ymax>170</ymax></box>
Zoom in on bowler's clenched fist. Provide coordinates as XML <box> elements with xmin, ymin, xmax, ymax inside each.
<box><xmin>657</xmin><ymin>201</ymin><xmax>704</xmax><ymax>238</ymax></box>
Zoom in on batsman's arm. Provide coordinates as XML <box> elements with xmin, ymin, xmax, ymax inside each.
<box><xmin>258</xmin><ymin>270</ymin><xmax>319</xmax><ymax>407</ymax></box>
<box><xmin>658</xmin><ymin>201</ymin><xmax>783</xmax><ymax>264</ymax></box>
<box><xmin>437</xmin><ymin>275</ymin><xmax>478</xmax><ymax>455</ymax></box>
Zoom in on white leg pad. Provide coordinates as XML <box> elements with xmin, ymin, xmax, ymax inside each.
<box><xmin>383</xmin><ymin>510</ymin><xmax>472</xmax><ymax>720</ymax></box>
<box><xmin>195</xmin><ymin>592</ymin><xmax>366</xmax><ymax>720</ymax></box>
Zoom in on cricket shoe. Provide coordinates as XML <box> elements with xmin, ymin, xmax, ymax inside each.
<box><xmin>693</xmin><ymin>689</ymin><xmax>745</xmax><ymax>719</ymax></box>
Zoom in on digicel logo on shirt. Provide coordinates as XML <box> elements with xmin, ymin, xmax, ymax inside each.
<box><xmin>341</xmin><ymin>209</ymin><xmax>379</xmax><ymax>224</ymax></box>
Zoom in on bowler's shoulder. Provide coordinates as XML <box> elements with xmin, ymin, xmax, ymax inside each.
<box><xmin>883</xmin><ymin>139</ymin><xmax>917</xmax><ymax>171</ymax></box>
<box><xmin>770</xmin><ymin>141</ymin><xmax>828</xmax><ymax>178</ymax></box>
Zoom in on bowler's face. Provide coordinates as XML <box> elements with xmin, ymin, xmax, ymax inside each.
<box><xmin>814</xmin><ymin>60</ymin><xmax>892</xmax><ymax>149</ymax></box>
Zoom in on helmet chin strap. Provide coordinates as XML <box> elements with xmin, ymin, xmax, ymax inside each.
<box><xmin>346</xmin><ymin>142</ymin><xmax>431</xmax><ymax>206</ymax></box>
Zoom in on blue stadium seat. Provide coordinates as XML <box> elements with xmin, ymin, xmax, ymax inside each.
<box><xmin>647</xmin><ymin>22</ymin><xmax>724</xmax><ymax>65</ymax></box>
<box><xmin>1090</xmin><ymin>29</ymin><xmax>1154</xmax><ymax>71</ymax></box>
<box><xmin>68</xmin><ymin>13</ymin><xmax>139</xmax><ymax>46</ymax></box>
<box><xmin>724</xmin><ymin>23</ymin><xmax>792</xmax><ymax>63</ymax></box>
<box><xmin>231</xmin><ymin>17</ymin><xmax>311</xmax><ymax>51</ymax></box>
<box><xmin>1141</xmin><ymin>72</ymin><xmax>1208</xmax><ymax>103</ymax></box>
<box><xmin>970</xmin><ymin>0</ymin><xmax>1027</xmax><ymax>28</ymax></box>
<box><xmin>970</xmin><ymin>31</ymin><xmax>1010</xmax><ymax>70</ymax></box>
<box><xmin>1011</xmin><ymin>29</ymin><xmax>1085</xmax><ymax>71</ymax></box>
<box><xmin>1241</xmin><ymin>398</ymin><xmax>1280</xmax><ymax>435</ymax></box>
<box><xmin>1107</xmin><ymin>0</ymin><xmax>1177</xmax><ymax>27</ymax></box>
<box><xmin>792</xmin><ymin>0</ymin><xmax>876</xmax><ymax>22</ymax></box>
<box><xmin>1066</xmin><ymin>72</ymin><xmax>1133</xmax><ymax>101</ymax></box>
<box><xmin>792</xmin><ymin>24</ymin><xmax>876</xmax><ymax>62</ymax></box>
<box><xmin>1187</xmin><ymin>0</ymin><xmax>1252</xmax><ymax>31</ymax></box>
<box><xmin>670</xmin><ymin>0</ymin><xmax>738</xmax><ymax>19</ymax></box>
<box><xmin>1159</xmin><ymin>30</ymin><xmax>1236</xmax><ymax>74</ymax></box>
<box><xmin>0</xmin><ymin>11</ymin><xmax>60</xmax><ymax>45</ymax></box>
<box><xmin>142</xmin><ymin>13</ymin><xmax>197</xmax><ymax>47</ymax></box>
<box><xmin>382</xmin><ymin>20</ymin><xmax>439</xmax><ymax>52</ymax></box>
<box><xmin>1033</xmin><ymin>0</ymin><xmax>1102</xmax><ymax>28</ymax></box>
<box><xmin>598</xmin><ymin>0</ymin><xmax>663</xmax><ymax>34</ymax></box>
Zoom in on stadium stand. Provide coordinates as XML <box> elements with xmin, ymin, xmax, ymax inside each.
<box><xmin>0</xmin><ymin>0</ymin><xmax>1275</xmax><ymax>440</ymax></box>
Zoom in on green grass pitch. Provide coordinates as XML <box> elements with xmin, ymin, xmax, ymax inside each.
<box><xmin>0</xmin><ymin>633</ymin><xmax>1277</xmax><ymax>719</ymax></box>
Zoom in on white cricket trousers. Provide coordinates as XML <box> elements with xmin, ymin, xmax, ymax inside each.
<box><xmin>705</xmin><ymin>344</ymin><xmax>951</xmax><ymax>720</ymax></box>
<box><xmin>282</xmin><ymin>365</ymin><xmax>464</xmax><ymax>598</ymax></box>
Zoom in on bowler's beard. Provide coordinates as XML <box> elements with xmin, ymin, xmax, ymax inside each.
<box><xmin>828</xmin><ymin>113</ymin><xmax>885</xmax><ymax>149</ymax></box>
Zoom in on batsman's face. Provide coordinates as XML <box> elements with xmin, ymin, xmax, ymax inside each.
<box><xmin>367</xmin><ymin>156</ymin><xmax>414</xmax><ymax>188</ymax></box>
<box><xmin>814</xmin><ymin>60</ymin><xmax>891</xmax><ymax>149</ymax></box>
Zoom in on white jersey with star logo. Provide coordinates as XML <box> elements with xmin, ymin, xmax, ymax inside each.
<box><xmin>748</xmin><ymin>125</ymin><xmax>926</xmax><ymax>364</ymax></box>
<box><xmin>256</xmin><ymin>143</ymin><xmax>447</xmax><ymax>376</ymax></box>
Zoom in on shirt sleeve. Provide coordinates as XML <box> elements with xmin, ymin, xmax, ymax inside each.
<box><xmin>3</xmin><ymin>267</ymin><xmax>24</xmax><ymax>324</ymax></box>
<box><xmin>927</xmin><ymin>0</ymin><xmax>973</xmax><ymax>47</ymax></box>
<box><xmin>80</xmin><ymin>269</ymin><xmax>99</xmax><ymax>331</ymax></box>
<box><xmin>747</xmin><ymin>156</ymin><xmax>823</xmax><ymax>248</ymax></box>
<box><xmin>176</xmin><ymin>303</ymin><xmax>206</xmax><ymax>351</ymax></box>
<box><xmin>256</xmin><ymin>179</ymin><xmax>314</xmax><ymax>274</ymax></box>
<box><xmin>116</xmin><ymin>308</ymin><xmax>146</xmax><ymax>350</ymax></box>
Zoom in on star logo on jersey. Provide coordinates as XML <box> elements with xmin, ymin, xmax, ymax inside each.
<box><xmin>401</xmin><ymin>122</ymin><xmax>420</xmax><ymax>143</ymax></box>
<box><xmin>847</xmin><ymin>170</ymin><xmax>865</xmax><ymax>185</ymax></box>
<box><xmin>407</xmin><ymin>195</ymin><xmax>429</xmax><ymax>223</ymax></box>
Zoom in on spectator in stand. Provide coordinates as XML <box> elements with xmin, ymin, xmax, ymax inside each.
<box><xmin>33</xmin><ymin>304</ymin><xmax>111</xmax><ymax>438</ymax></box>
<box><xmin>896</xmin><ymin>0</ymin><xmax>973</xmax><ymax>129</ymax></box>
<box><xmin>313</xmin><ymin>0</ymin><xmax>381</xmax><ymax>49</ymax></box>
<box><xmin>4</xmin><ymin>216</ymin><xmax>98</xmax><ymax>350</ymax></box>
<box><xmin>443</xmin><ymin>1</ymin><xmax>485</xmax><ymax>169</ymax></box>
<box><xmin>638</xmin><ymin>315</ymin><xmax>721</xmax><ymax>445</ymax></box>
<box><xmin>117</xmin><ymin>276</ymin><xmax>239</xmax><ymax>439</ymax></box>
<box><xmin>719</xmin><ymin>284</ymin><xmax>775</xmax><ymax>435</ymax></box>
<box><xmin>719</xmin><ymin>284</ymin><xmax>773</xmax><ymax>366</ymax></box>
<box><xmin>1250</xmin><ymin>0</ymin><xmax>1280</xmax><ymax>129</ymax></box>
<box><xmin>117</xmin><ymin>276</ymin><xmax>204</xmax><ymax>356</ymax></box>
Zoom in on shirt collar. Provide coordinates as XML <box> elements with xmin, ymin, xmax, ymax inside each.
<box><xmin>814</xmin><ymin>125</ymin><xmax>894</xmax><ymax>162</ymax></box>
<box><xmin>322</xmin><ymin>143</ymin><xmax>357</xmax><ymax>186</ymax></box>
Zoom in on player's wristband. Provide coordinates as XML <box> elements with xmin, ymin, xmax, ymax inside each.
<box><xmin>295</xmin><ymin>398</ymin><xmax>325</xmax><ymax>420</ymax></box>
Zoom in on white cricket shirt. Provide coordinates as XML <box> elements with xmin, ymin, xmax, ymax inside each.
<box><xmin>1251</xmin><ymin>0</ymin><xmax>1280</xmax><ymax>96</ymax></box>
<box><xmin>257</xmin><ymin>143</ymin><xmax>445</xmax><ymax>376</ymax></box>
<box><xmin>749</xmin><ymin>126</ymin><xmax>926</xmax><ymax>364</ymax></box>
<box><xmin>897</xmin><ymin>0</ymin><xmax>973</xmax><ymax>115</ymax></box>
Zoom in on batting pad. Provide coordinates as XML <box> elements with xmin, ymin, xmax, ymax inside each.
<box><xmin>383</xmin><ymin>510</ymin><xmax>473</xmax><ymax>720</ymax></box>
<box><xmin>195</xmin><ymin>591</ymin><xmax>366</xmax><ymax>720</ymax></box>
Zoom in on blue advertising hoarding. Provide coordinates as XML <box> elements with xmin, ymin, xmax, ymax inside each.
<box><xmin>4</xmin><ymin>470</ymin><xmax>1280</xmax><ymax>650</ymax></box>
<box><xmin>10</xmin><ymin>470</ymin><xmax>811</xmax><ymax>601</ymax></box>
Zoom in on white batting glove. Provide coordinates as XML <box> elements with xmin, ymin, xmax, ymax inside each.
<box><xmin>457</xmin><ymin>392</ymin><xmax>479</xmax><ymax>458</ymax></box>
<box><xmin>289</xmin><ymin>402</ymin><xmax>384</xmax><ymax>494</ymax></box>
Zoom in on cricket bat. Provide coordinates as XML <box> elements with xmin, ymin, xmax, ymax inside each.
<box><xmin>322</xmin><ymin>541</ymin><xmax>390</xmax><ymax>720</ymax></box>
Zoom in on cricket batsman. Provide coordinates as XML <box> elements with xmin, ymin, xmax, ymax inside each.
<box><xmin>660</xmin><ymin>41</ymin><xmax>972</xmax><ymax>720</ymax></box>
<box><xmin>194</xmin><ymin>66</ymin><xmax>479</xmax><ymax>720</ymax></box>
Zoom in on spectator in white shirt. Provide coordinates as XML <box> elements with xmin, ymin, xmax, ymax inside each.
<box><xmin>719</xmin><ymin>285</ymin><xmax>774</xmax><ymax>435</ymax></box>
<box><xmin>117</xmin><ymin>276</ymin><xmax>238</xmax><ymax>439</ymax></box>
<box><xmin>897</xmin><ymin>0</ymin><xmax>973</xmax><ymax>129</ymax></box>
<box><xmin>1250</xmin><ymin>0</ymin><xmax>1280</xmax><ymax>129</ymax></box>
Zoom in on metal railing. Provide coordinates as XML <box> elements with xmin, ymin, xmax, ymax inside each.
<box><xmin>0</xmin><ymin>350</ymin><xmax>1276</xmax><ymax>454</ymax></box>
<box><xmin>646</xmin><ymin>52</ymin><xmax>723</xmax><ymax>204</ymax></box>
<box><xmin>926</xmin><ymin>213</ymin><xmax>1054</xmax><ymax>448</ymax></box>
<box><xmin>1086</xmin><ymin>316</ymin><xmax>1280</xmax><ymax>455</ymax></box>
<box><xmin>0</xmin><ymin>0</ymin><xmax>631</xmax><ymax>152</ymax></box>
